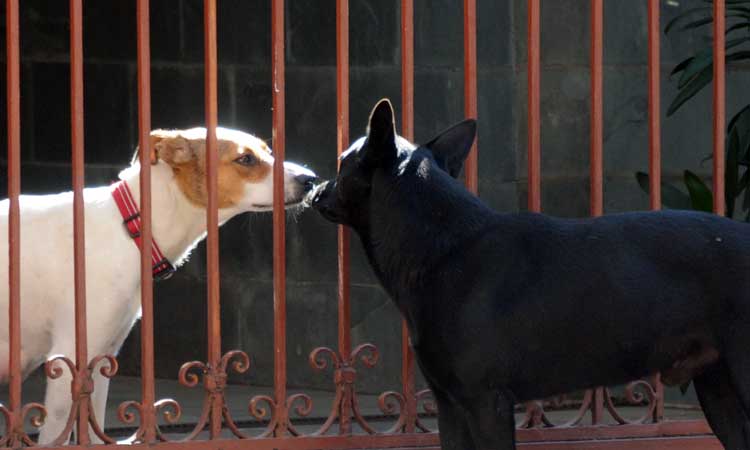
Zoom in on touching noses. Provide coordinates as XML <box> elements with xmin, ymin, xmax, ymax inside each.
<box><xmin>295</xmin><ymin>173</ymin><xmax>318</xmax><ymax>192</ymax></box>
<box><xmin>287</xmin><ymin>164</ymin><xmax>318</xmax><ymax>192</ymax></box>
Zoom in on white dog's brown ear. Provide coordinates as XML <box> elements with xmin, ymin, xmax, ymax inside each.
<box><xmin>131</xmin><ymin>134</ymin><xmax>163</xmax><ymax>166</ymax></box>
<box><xmin>149</xmin><ymin>132</ymin><xmax>194</xmax><ymax>166</ymax></box>
<box><xmin>147</xmin><ymin>134</ymin><xmax>161</xmax><ymax>164</ymax></box>
<box><xmin>154</xmin><ymin>137</ymin><xmax>192</xmax><ymax>165</ymax></box>
<box><xmin>131</xmin><ymin>133</ymin><xmax>186</xmax><ymax>166</ymax></box>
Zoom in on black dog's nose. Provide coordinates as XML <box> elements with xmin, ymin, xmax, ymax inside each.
<box><xmin>295</xmin><ymin>173</ymin><xmax>319</xmax><ymax>192</ymax></box>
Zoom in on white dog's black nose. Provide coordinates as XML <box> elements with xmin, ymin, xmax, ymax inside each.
<box><xmin>295</xmin><ymin>173</ymin><xmax>318</xmax><ymax>192</ymax></box>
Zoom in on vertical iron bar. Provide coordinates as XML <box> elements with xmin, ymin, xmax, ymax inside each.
<box><xmin>463</xmin><ymin>0</ymin><xmax>478</xmax><ymax>195</ymax></box>
<box><xmin>271</xmin><ymin>0</ymin><xmax>289</xmax><ymax>436</ymax></box>
<box><xmin>137</xmin><ymin>0</ymin><xmax>156</xmax><ymax>441</ymax></box>
<box><xmin>591</xmin><ymin>387</ymin><xmax>604</xmax><ymax>425</ymax></box>
<box><xmin>590</xmin><ymin>0</ymin><xmax>604</xmax><ymax>217</ymax></box>
<box><xmin>70</xmin><ymin>0</ymin><xmax>90</xmax><ymax>443</ymax></box>
<box><xmin>527</xmin><ymin>0</ymin><xmax>541</xmax><ymax>212</ymax></box>
<box><xmin>401</xmin><ymin>0</ymin><xmax>414</xmax><ymax>141</ymax></box>
<box><xmin>336</xmin><ymin>0</ymin><xmax>351</xmax><ymax>370</ymax></box>
<box><xmin>203</xmin><ymin>0</ymin><xmax>221</xmax><ymax>439</ymax></box>
<box><xmin>336</xmin><ymin>0</ymin><xmax>352</xmax><ymax>435</ymax></box>
<box><xmin>647</xmin><ymin>0</ymin><xmax>661</xmax><ymax>212</ymax></box>
<box><xmin>522</xmin><ymin>0</ymin><xmax>545</xmax><ymax>429</ymax></box>
<box><xmin>400</xmin><ymin>0</ymin><xmax>417</xmax><ymax>434</ymax></box>
<box><xmin>648</xmin><ymin>0</ymin><xmax>665</xmax><ymax>422</ymax></box>
<box><xmin>713</xmin><ymin>0</ymin><xmax>726</xmax><ymax>216</ymax></box>
<box><xmin>6</xmin><ymin>0</ymin><xmax>21</xmax><ymax>421</ymax></box>
<box><xmin>589</xmin><ymin>0</ymin><xmax>604</xmax><ymax>425</ymax></box>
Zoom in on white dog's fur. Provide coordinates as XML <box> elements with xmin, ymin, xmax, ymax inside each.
<box><xmin>0</xmin><ymin>127</ymin><xmax>315</xmax><ymax>443</ymax></box>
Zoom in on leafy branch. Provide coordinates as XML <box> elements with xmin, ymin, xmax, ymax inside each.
<box><xmin>637</xmin><ymin>0</ymin><xmax>750</xmax><ymax>219</ymax></box>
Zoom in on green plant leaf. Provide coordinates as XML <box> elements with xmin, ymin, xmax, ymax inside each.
<box><xmin>664</xmin><ymin>1</ymin><xmax>750</xmax><ymax>220</ymax></box>
<box><xmin>684</xmin><ymin>170</ymin><xmax>714</xmax><ymax>213</ymax></box>
<box><xmin>668</xmin><ymin>5</ymin><xmax>750</xmax><ymax>34</ymax></box>
<box><xmin>670</xmin><ymin>57</ymin><xmax>695</xmax><ymax>78</ymax></box>
<box><xmin>739</xmin><ymin>169</ymin><xmax>750</xmax><ymax>192</ymax></box>
<box><xmin>744</xmin><ymin>183</ymin><xmax>750</xmax><ymax>221</ymax></box>
<box><xmin>665</xmin><ymin>7</ymin><xmax>712</xmax><ymax>34</ymax></box>
<box><xmin>676</xmin><ymin>17</ymin><xmax>713</xmax><ymax>33</ymax></box>
<box><xmin>677</xmin><ymin>37</ymin><xmax>749</xmax><ymax>89</ymax></box>
<box><xmin>667</xmin><ymin>36</ymin><xmax>750</xmax><ymax>116</ymax></box>
<box><xmin>729</xmin><ymin>104</ymin><xmax>750</xmax><ymax>133</ymax></box>
<box><xmin>726</xmin><ymin>22</ymin><xmax>750</xmax><ymax>35</ymax></box>
<box><xmin>729</xmin><ymin>106</ymin><xmax>750</xmax><ymax>167</ymax></box>
<box><xmin>667</xmin><ymin>67</ymin><xmax>713</xmax><ymax>116</ymax></box>
<box><xmin>742</xmin><ymin>136</ymin><xmax>750</xmax><ymax>167</ymax></box>
<box><xmin>635</xmin><ymin>172</ymin><xmax>692</xmax><ymax>210</ymax></box>
<box><xmin>704</xmin><ymin>0</ymin><xmax>750</xmax><ymax>7</ymax></box>
<box><xmin>728</xmin><ymin>50</ymin><xmax>750</xmax><ymax>63</ymax></box>
<box><xmin>678</xmin><ymin>49</ymin><xmax>712</xmax><ymax>88</ymax></box>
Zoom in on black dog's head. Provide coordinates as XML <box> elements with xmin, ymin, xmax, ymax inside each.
<box><xmin>310</xmin><ymin>98</ymin><xmax>476</xmax><ymax>228</ymax></box>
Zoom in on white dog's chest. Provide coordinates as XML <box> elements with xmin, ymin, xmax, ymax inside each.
<box><xmin>0</xmin><ymin>188</ymin><xmax>143</xmax><ymax>375</ymax></box>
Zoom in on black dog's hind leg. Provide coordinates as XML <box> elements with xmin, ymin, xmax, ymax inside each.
<box><xmin>694</xmin><ymin>360</ymin><xmax>750</xmax><ymax>449</ymax></box>
<box><xmin>464</xmin><ymin>389</ymin><xmax>516</xmax><ymax>450</ymax></box>
<box><xmin>435</xmin><ymin>390</ymin><xmax>476</xmax><ymax>450</ymax></box>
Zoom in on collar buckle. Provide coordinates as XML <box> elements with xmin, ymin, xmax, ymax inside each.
<box><xmin>153</xmin><ymin>259</ymin><xmax>176</xmax><ymax>281</ymax></box>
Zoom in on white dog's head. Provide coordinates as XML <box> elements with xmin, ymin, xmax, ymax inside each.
<box><xmin>145</xmin><ymin>127</ymin><xmax>316</xmax><ymax>213</ymax></box>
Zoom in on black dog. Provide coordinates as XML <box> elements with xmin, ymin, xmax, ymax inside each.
<box><xmin>311</xmin><ymin>99</ymin><xmax>750</xmax><ymax>450</ymax></box>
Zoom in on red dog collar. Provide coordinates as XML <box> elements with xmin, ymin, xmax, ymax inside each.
<box><xmin>111</xmin><ymin>180</ymin><xmax>175</xmax><ymax>281</ymax></box>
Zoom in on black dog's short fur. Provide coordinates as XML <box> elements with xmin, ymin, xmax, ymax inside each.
<box><xmin>311</xmin><ymin>99</ymin><xmax>750</xmax><ymax>449</ymax></box>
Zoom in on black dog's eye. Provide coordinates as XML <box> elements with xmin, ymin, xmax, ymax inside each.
<box><xmin>234</xmin><ymin>153</ymin><xmax>257</xmax><ymax>166</ymax></box>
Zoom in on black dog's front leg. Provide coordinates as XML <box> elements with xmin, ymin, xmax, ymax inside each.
<box><xmin>463</xmin><ymin>389</ymin><xmax>517</xmax><ymax>450</ymax></box>
<box><xmin>435</xmin><ymin>390</ymin><xmax>475</xmax><ymax>450</ymax></box>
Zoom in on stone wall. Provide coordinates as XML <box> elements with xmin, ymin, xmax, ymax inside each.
<box><xmin>0</xmin><ymin>0</ymin><xmax>746</xmax><ymax>393</ymax></box>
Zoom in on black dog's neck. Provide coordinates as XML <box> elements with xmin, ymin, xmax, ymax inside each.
<box><xmin>354</xmin><ymin>159</ymin><xmax>498</xmax><ymax>328</ymax></box>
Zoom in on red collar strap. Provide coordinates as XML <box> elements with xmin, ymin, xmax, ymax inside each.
<box><xmin>111</xmin><ymin>180</ymin><xmax>175</xmax><ymax>281</ymax></box>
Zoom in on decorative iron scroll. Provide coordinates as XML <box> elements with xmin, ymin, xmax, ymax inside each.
<box><xmin>43</xmin><ymin>354</ymin><xmax>119</xmax><ymax>445</ymax></box>
<box><xmin>517</xmin><ymin>379</ymin><xmax>661</xmax><ymax>429</ymax></box>
<box><xmin>177</xmin><ymin>350</ymin><xmax>253</xmax><ymax>440</ymax></box>
<box><xmin>117</xmin><ymin>396</ymin><xmax>182</xmax><ymax>442</ymax></box>
<box><xmin>245</xmin><ymin>391</ymin><xmax>313</xmax><ymax>438</ymax></box>
<box><xmin>9</xmin><ymin>349</ymin><xmax>662</xmax><ymax>445</ymax></box>
<box><xmin>0</xmin><ymin>402</ymin><xmax>46</xmax><ymax>447</ymax></box>
<box><xmin>306</xmin><ymin>343</ymin><xmax>403</xmax><ymax>435</ymax></box>
<box><xmin>1</xmin><ymin>352</ymin><xmax>185</xmax><ymax>447</ymax></box>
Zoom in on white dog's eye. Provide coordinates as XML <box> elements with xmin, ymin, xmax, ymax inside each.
<box><xmin>234</xmin><ymin>153</ymin><xmax>257</xmax><ymax>166</ymax></box>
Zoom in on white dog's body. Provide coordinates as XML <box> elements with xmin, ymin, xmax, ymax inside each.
<box><xmin>0</xmin><ymin>127</ymin><xmax>315</xmax><ymax>443</ymax></box>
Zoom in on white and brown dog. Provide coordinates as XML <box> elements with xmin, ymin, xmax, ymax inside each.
<box><xmin>0</xmin><ymin>127</ymin><xmax>316</xmax><ymax>443</ymax></box>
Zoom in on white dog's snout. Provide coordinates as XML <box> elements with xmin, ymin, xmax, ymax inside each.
<box><xmin>283</xmin><ymin>162</ymin><xmax>318</xmax><ymax>203</ymax></box>
<box><xmin>284</xmin><ymin>161</ymin><xmax>316</xmax><ymax>179</ymax></box>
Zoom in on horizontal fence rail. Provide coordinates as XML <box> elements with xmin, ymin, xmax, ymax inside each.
<box><xmin>0</xmin><ymin>0</ymin><xmax>728</xmax><ymax>449</ymax></box>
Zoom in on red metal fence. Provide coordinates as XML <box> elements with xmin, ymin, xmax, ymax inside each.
<box><xmin>2</xmin><ymin>0</ymin><xmax>729</xmax><ymax>448</ymax></box>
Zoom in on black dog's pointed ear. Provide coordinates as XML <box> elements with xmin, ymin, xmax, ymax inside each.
<box><xmin>425</xmin><ymin>119</ymin><xmax>477</xmax><ymax>178</ymax></box>
<box><xmin>362</xmin><ymin>99</ymin><xmax>397</xmax><ymax>167</ymax></box>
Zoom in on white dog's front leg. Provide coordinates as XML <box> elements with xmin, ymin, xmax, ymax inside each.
<box><xmin>38</xmin><ymin>337</ymin><xmax>114</xmax><ymax>445</ymax></box>
<box><xmin>88</xmin><ymin>371</ymin><xmax>111</xmax><ymax>443</ymax></box>
<box><xmin>38</xmin><ymin>366</ymin><xmax>74</xmax><ymax>445</ymax></box>
<box><xmin>38</xmin><ymin>372</ymin><xmax>110</xmax><ymax>445</ymax></box>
